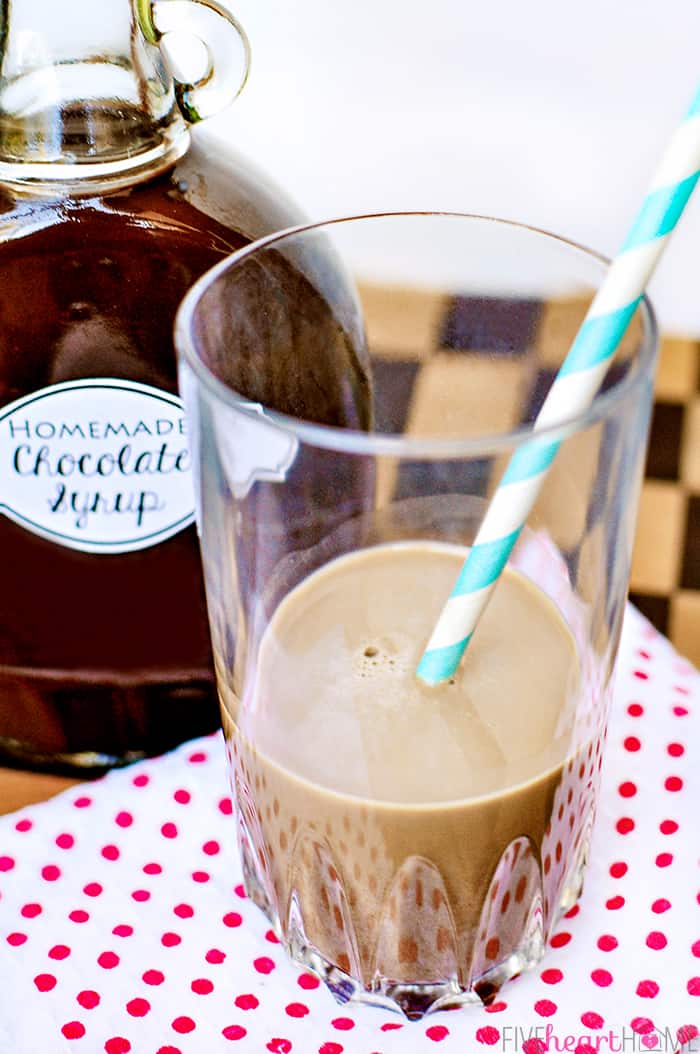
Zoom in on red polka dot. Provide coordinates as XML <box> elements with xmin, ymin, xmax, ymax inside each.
<box><xmin>105</xmin><ymin>1040</ymin><xmax>131</xmax><ymax>1054</ymax></box>
<box><xmin>56</xmin><ymin>834</ymin><xmax>74</xmax><ymax>850</ymax></box>
<box><xmin>550</xmin><ymin>932</ymin><xmax>571</xmax><ymax>947</ymax></box>
<box><xmin>581</xmin><ymin>1012</ymin><xmax>604</xmax><ymax>1029</ymax></box>
<box><xmin>616</xmin><ymin>817</ymin><xmax>635</xmax><ymax>835</ymax></box>
<box><xmin>174</xmin><ymin>790</ymin><xmax>191</xmax><ymax>805</ymax></box>
<box><xmin>161</xmin><ymin>932</ymin><xmax>181</xmax><ymax>947</ymax></box>
<box><xmin>298</xmin><ymin>973</ymin><xmax>320</xmax><ymax>989</ymax></box>
<box><xmin>541</xmin><ymin>969</ymin><xmax>563</xmax><ymax>984</ymax></box>
<box><xmin>206</xmin><ymin>949</ymin><xmax>226</xmax><ymax>964</ymax></box>
<box><xmin>523</xmin><ymin>1041</ymin><xmax>546</xmax><ymax>1054</ymax></box>
<box><xmin>234</xmin><ymin>884</ymin><xmax>246</xmax><ymax>898</ymax></box>
<box><xmin>143</xmin><ymin>862</ymin><xmax>162</xmax><ymax>875</ymax></box>
<box><xmin>174</xmin><ymin>903</ymin><xmax>194</xmax><ymax>919</ymax></box>
<box><xmin>127</xmin><ymin>998</ymin><xmax>151</xmax><ymax>1017</ymax></box>
<box><xmin>673</xmin><ymin>705</ymin><xmax>689</xmax><ymax>716</ymax></box>
<box><xmin>606</xmin><ymin>895</ymin><xmax>625</xmax><ymax>910</ymax></box>
<box><xmin>84</xmin><ymin>882</ymin><xmax>102</xmax><ymax>897</ymax></box>
<box><xmin>636</xmin><ymin>980</ymin><xmax>660</xmax><ymax>998</ymax></box>
<box><xmin>624</xmin><ymin>736</ymin><xmax>641</xmax><ymax>752</ymax></box>
<box><xmin>73</xmin><ymin>796</ymin><xmax>92</xmax><ymax>808</ymax></box>
<box><xmin>564</xmin><ymin>904</ymin><xmax>580</xmax><ymax>919</ymax></box>
<box><xmin>222</xmin><ymin>1025</ymin><xmax>247</xmax><ymax>1041</ymax></box>
<box><xmin>266</xmin><ymin>929</ymin><xmax>279</xmax><ymax>943</ymax></box>
<box><xmin>667</xmin><ymin>742</ymin><xmax>684</xmax><ymax>757</ymax></box>
<box><xmin>7</xmin><ymin>932</ymin><xmax>27</xmax><ymax>946</ymax></box>
<box><xmin>332</xmin><ymin>1018</ymin><xmax>355</xmax><ymax>1032</ymax></box>
<box><xmin>610</xmin><ymin>862</ymin><xmax>627</xmax><ymax>878</ymax></box>
<box><xmin>192</xmin><ymin>979</ymin><xmax>214</xmax><ymax>995</ymax></box>
<box><xmin>255</xmin><ymin>957</ymin><xmax>276</xmax><ymax>974</ymax></box>
<box><xmin>381</xmin><ymin>1022</ymin><xmax>404</xmax><ymax>1031</ymax></box>
<box><xmin>235</xmin><ymin>994</ymin><xmax>259</xmax><ymax>1010</ymax></box>
<box><xmin>426</xmin><ymin>1025</ymin><xmax>449</xmax><ymax>1041</ymax></box>
<box><xmin>34</xmin><ymin>973</ymin><xmax>57</xmax><ymax>992</ymax></box>
<box><xmin>143</xmin><ymin>970</ymin><xmax>165</xmax><ymax>985</ymax></box>
<box><xmin>664</xmin><ymin>776</ymin><xmax>683</xmax><ymax>792</ymax></box>
<box><xmin>687</xmin><ymin>977</ymin><xmax>700</xmax><ymax>996</ymax></box>
<box><xmin>15</xmin><ymin>818</ymin><xmax>32</xmax><ymax>832</ymax></box>
<box><xmin>98</xmin><ymin>951</ymin><xmax>119</xmax><ymax>969</ymax></box>
<box><xmin>101</xmin><ymin>846</ymin><xmax>120</xmax><ymax>861</ymax></box>
<box><xmin>618</xmin><ymin>781</ymin><xmax>637</xmax><ymax>798</ymax></box>
<box><xmin>172</xmin><ymin>1016</ymin><xmax>195</xmax><ymax>1033</ymax></box>
<box><xmin>188</xmin><ymin>751</ymin><xmax>207</xmax><ymax>763</ymax></box>
<box><xmin>655</xmin><ymin>853</ymin><xmax>673</xmax><ymax>868</ymax></box>
<box><xmin>633</xmin><ymin>670</ymin><xmax>648</xmax><ymax>681</ymax></box>
<box><xmin>192</xmin><ymin>870</ymin><xmax>210</xmax><ymax>883</ymax></box>
<box><xmin>21</xmin><ymin>902</ymin><xmax>42</xmax><ymax>918</ymax></box>
<box><xmin>534</xmin><ymin>999</ymin><xmax>558</xmax><ymax>1017</ymax></box>
<box><xmin>485</xmin><ymin>1002</ymin><xmax>508</xmax><ymax>1014</ymax></box>
<box><xmin>62</xmin><ymin>1022</ymin><xmax>86</xmax><ymax>1039</ymax></box>
<box><xmin>156</xmin><ymin>1048</ymin><xmax>181</xmax><ymax>1054</ymax></box>
<box><xmin>203</xmin><ymin>840</ymin><xmax>220</xmax><ymax>856</ymax></box>
<box><xmin>591</xmin><ymin>968</ymin><xmax>613</xmax><ymax>987</ymax></box>
<box><xmin>597</xmin><ymin>935</ymin><xmax>618</xmax><ymax>952</ymax></box>
<box><xmin>131</xmin><ymin>889</ymin><xmax>150</xmax><ymax>902</ymax></box>
<box><xmin>692</xmin><ymin>941</ymin><xmax>700</xmax><ymax>958</ymax></box>
<box><xmin>41</xmin><ymin>864</ymin><xmax>61</xmax><ymax>881</ymax></box>
<box><xmin>49</xmin><ymin>944</ymin><xmax>71</xmax><ymax>960</ymax></box>
<box><xmin>132</xmin><ymin>773</ymin><xmax>149</xmax><ymax>787</ymax></box>
<box><xmin>646</xmin><ymin>931</ymin><xmax>667</xmax><ymax>950</ymax></box>
<box><xmin>678</xmin><ymin>1026</ymin><xmax>700</xmax><ymax>1045</ymax></box>
<box><xmin>112</xmin><ymin>925</ymin><xmax>133</xmax><ymax>937</ymax></box>
<box><xmin>70</xmin><ymin>910</ymin><xmax>90</xmax><ymax>923</ymax></box>
<box><xmin>115</xmin><ymin>811</ymin><xmax>133</xmax><ymax>828</ymax></box>
<box><xmin>627</xmin><ymin>703</ymin><xmax>644</xmax><ymax>717</ymax></box>
<box><xmin>319</xmin><ymin>1045</ymin><xmax>343</xmax><ymax>1054</ymax></box>
<box><xmin>631</xmin><ymin>1018</ymin><xmax>654</xmax><ymax>1035</ymax></box>
<box><xmin>266</xmin><ymin>1041</ymin><xmax>291</xmax><ymax>1054</ymax></box>
<box><xmin>285</xmin><ymin>1002</ymin><xmax>309</xmax><ymax>1018</ymax></box>
<box><xmin>219</xmin><ymin>797</ymin><xmax>233</xmax><ymax>815</ymax></box>
<box><xmin>77</xmin><ymin>991</ymin><xmax>100</xmax><ymax>1010</ymax></box>
<box><xmin>476</xmin><ymin>1026</ymin><xmax>501</xmax><ymax>1045</ymax></box>
<box><xmin>161</xmin><ymin>822</ymin><xmax>178</xmax><ymax>839</ymax></box>
<box><xmin>223</xmin><ymin>912</ymin><xmax>242</xmax><ymax>928</ymax></box>
<box><xmin>659</xmin><ymin>820</ymin><xmax>678</xmax><ymax>835</ymax></box>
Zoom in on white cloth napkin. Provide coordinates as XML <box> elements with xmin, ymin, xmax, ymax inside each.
<box><xmin>0</xmin><ymin>605</ymin><xmax>697</xmax><ymax>1053</ymax></box>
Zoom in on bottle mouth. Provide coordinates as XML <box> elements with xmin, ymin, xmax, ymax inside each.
<box><xmin>0</xmin><ymin>57</ymin><xmax>188</xmax><ymax>185</ymax></box>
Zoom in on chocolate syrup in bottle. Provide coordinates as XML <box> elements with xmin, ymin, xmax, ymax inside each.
<box><xmin>0</xmin><ymin>0</ymin><xmax>303</xmax><ymax>771</ymax></box>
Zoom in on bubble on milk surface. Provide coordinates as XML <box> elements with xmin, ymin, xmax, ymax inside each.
<box><xmin>355</xmin><ymin>634</ymin><xmax>412</xmax><ymax>679</ymax></box>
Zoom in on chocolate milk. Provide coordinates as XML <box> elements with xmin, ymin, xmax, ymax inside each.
<box><xmin>221</xmin><ymin>542</ymin><xmax>599</xmax><ymax>1010</ymax></box>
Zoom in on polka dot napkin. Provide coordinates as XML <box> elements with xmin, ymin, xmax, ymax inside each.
<box><xmin>0</xmin><ymin>605</ymin><xmax>697</xmax><ymax>1054</ymax></box>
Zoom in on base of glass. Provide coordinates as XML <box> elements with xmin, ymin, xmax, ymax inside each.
<box><xmin>241</xmin><ymin>820</ymin><xmax>591</xmax><ymax>1020</ymax></box>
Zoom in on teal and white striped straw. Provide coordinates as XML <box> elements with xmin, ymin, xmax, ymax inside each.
<box><xmin>417</xmin><ymin>85</ymin><xmax>700</xmax><ymax>687</ymax></box>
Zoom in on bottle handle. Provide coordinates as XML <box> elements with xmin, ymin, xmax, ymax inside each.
<box><xmin>138</xmin><ymin>0</ymin><xmax>251</xmax><ymax>123</ymax></box>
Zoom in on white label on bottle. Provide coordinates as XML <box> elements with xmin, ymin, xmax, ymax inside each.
<box><xmin>0</xmin><ymin>379</ymin><xmax>195</xmax><ymax>554</ymax></box>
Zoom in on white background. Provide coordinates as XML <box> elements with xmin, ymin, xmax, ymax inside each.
<box><xmin>209</xmin><ymin>0</ymin><xmax>700</xmax><ymax>335</ymax></box>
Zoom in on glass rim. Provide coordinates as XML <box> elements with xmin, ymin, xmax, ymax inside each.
<box><xmin>175</xmin><ymin>211</ymin><xmax>659</xmax><ymax>459</ymax></box>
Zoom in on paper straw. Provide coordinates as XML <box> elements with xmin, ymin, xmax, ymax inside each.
<box><xmin>417</xmin><ymin>86</ymin><xmax>700</xmax><ymax>687</ymax></box>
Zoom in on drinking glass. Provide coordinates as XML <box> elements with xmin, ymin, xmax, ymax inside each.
<box><xmin>175</xmin><ymin>213</ymin><xmax>658</xmax><ymax>1017</ymax></box>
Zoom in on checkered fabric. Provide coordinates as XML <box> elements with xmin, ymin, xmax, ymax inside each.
<box><xmin>358</xmin><ymin>284</ymin><xmax>699</xmax><ymax>668</ymax></box>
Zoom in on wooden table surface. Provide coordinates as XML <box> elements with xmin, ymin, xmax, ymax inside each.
<box><xmin>0</xmin><ymin>769</ymin><xmax>79</xmax><ymax>816</ymax></box>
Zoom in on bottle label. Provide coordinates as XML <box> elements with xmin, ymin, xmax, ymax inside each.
<box><xmin>0</xmin><ymin>379</ymin><xmax>195</xmax><ymax>554</ymax></box>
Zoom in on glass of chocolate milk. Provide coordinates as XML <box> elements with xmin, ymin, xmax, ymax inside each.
<box><xmin>175</xmin><ymin>214</ymin><xmax>658</xmax><ymax>1017</ymax></box>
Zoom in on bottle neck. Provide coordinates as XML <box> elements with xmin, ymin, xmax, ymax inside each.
<box><xmin>0</xmin><ymin>0</ymin><xmax>189</xmax><ymax>191</ymax></box>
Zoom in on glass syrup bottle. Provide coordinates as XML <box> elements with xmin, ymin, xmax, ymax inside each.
<box><xmin>0</xmin><ymin>0</ymin><xmax>304</xmax><ymax>772</ymax></box>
